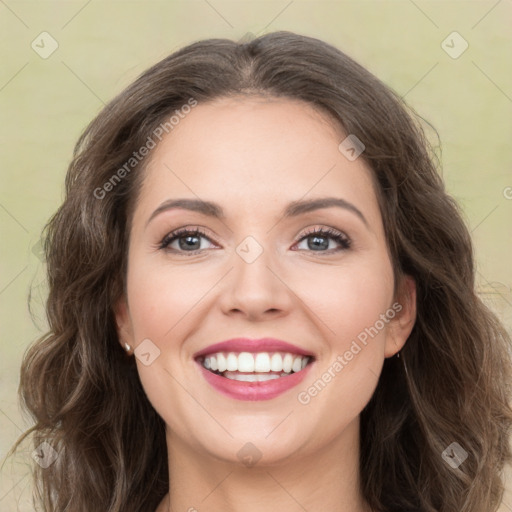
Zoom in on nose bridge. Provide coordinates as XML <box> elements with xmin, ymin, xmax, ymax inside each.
<box><xmin>220</xmin><ymin>233</ymin><xmax>291</xmax><ymax>317</ymax></box>
<box><xmin>233</xmin><ymin>233</ymin><xmax>277</xmax><ymax>290</ymax></box>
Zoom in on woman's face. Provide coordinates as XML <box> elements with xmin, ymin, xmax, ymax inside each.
<box><xmin>115</xmin><ymin>96</ymin><xmax>416</xmax><ymax>466</ymax></box>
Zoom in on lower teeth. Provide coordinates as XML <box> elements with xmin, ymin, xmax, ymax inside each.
<box><xmin>221</xmin><ymin>371</ymin><xmax>291</xmax><ymax>382</ymax></box>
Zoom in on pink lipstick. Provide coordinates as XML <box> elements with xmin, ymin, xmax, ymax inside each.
<box><xmin>194</xmin><ymin>337</ymin><xmax>315</xmax><ymax>401</ymax></box>
<box><xmin>194</xmin><ymin>337</ymin><xmax>314</xmax><ymax>358</ymax></box>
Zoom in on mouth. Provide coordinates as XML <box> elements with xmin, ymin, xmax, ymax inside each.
<box><xmin>193</xmin><ymin>338</ymin><xmax>315</xmax><ymax>400</ymax></box>
<box><xmin>196</xmin><ymin>351</ymin><xmax>314</xmax><ymax>382</ymax></box>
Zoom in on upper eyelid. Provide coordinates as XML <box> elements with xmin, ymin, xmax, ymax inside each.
<box><xmin>162</xmin><ymin>225</ymin><xmax>348</xmax><ymax>239</ymax></box>
<box><xmin>163</xmin><ymin>226</ymin><xmax>218</xmax><ymax>243</ymax></box>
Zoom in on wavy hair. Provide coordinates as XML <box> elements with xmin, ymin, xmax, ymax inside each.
<box><xmin>6</xmin><ymin>31</ymin><xmax>512</xmax><ymax>512</ymax></box>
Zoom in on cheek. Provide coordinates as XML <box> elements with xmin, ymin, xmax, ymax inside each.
<box><xmin>291</xmin><ymin>254</ymin><xmax>395</xmax><ymax>349</ymax></box>
<box><xmin>301</xmin><ymin>257</ymin><xmax>394</xmax><ymax>413</ymax></box>
<box><xmin>126</xmin><ymin>258</ymin><xmax>211</xmax><ymax>340</ymax></box>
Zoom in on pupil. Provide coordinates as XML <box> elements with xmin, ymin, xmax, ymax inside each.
<box><xmin>179</xmin><ymin>235</ymin><xmax>200</xmax><ymax>250</ymax></box>
<box><xmin>309</xmin><ymin>235</ymin><xmax>328</xmax><ymax>250</ymax></box>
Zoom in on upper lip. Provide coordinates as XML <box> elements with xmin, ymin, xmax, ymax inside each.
<box><xmin>193</xmin><ymin>338</ymin><xmax>315</xmax><ymax>359</ymax></box>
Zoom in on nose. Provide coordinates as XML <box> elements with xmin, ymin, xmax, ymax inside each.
<box><xmin>218</xmin><ymin>243</ymin><xmax>293</xmax><ymax>321</ymax></box>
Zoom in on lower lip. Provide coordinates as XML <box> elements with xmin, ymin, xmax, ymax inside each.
<box><xmin>197</xmin><ymin>362</ymin><xmax>313</xmax><ymax>401</ymax></box>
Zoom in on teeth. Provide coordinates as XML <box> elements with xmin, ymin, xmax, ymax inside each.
<box><xmin>270</xmin><ymin>353</ymin><xmax>282</xmax><ymax>371</ymax></box>
<box><xmin>226</xmin><ymin>353</ymin><xmax>238</xmax><ymax>371</ymax></box>
<box><xmin>238</xmin><ymin>352</ymin><xmax>255</xmax><ymax>372</ymax></box>
<box><xmin>283</xmin><ymin>353</ymin><xmax>293</xmax><ymax>373</ymax></box>
<box><xmin>254</xmin><ymin>353</ymin><xmax>270</xmax><ymax>372</ymax></box>
<box><xmin>224</xmin><ymin>372</ymin><xmax>284</xmax><ymax>382</ymax></box>
<box><xmin>201</xmin><ymin>352</ymin><xmax>311</xmax><ymax>374</ymax></box>
<box><xmin>217</xmin><ymin>353</ymin><xmax>227</xmax><ymax>372</ymax></box>
<box><xmin>292</xmin><ymin>356</ymin><xmax>303</xmax><ymax>373</ymax></box>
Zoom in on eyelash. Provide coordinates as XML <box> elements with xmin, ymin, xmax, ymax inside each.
<box><xmin>158</xmin><ymin>226</ymin><xmax>351</xmax><ymax>255</ymax></box>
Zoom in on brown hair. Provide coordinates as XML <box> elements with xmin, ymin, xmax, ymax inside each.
<box><xmin>5</xmin><ymin>31</ymin><xmax>512</xmax><ymax>512</ymax></box>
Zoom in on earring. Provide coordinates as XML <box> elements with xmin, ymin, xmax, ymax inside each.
<box><xmin>124</xmin><ymin>343</ymin><xmax>132</xmax><ymax>353</ymax></box>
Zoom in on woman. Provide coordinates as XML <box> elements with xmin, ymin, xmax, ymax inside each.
<box><xmin>8</xmin><ymin>31</ymin><xmax>512</xmax><ymax>512</ymax></box>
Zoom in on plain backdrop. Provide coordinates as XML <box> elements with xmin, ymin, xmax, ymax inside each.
<box><xmin>1</xmin><ymin>1</ymin><xmax>511</xmax><ymax>510</ymax></box>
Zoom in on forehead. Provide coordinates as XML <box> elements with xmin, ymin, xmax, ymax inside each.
<box><xmin>135</xmin><ymin>96</ymin><xmax>380</xmax><ymax>224</ymax></box>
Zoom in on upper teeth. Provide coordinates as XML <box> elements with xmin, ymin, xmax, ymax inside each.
<box><xmin>202</xmin><ymin>352</ymin><xmax>310</xmax><ymax>373</ymax></box>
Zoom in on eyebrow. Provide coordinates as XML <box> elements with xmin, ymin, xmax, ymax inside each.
<box><xmin>146</xmin><ymin>197</ymin><xmax>369</xmax><ymax>228</ymax></box>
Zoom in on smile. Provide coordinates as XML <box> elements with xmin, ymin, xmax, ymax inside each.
<box><xmin>196</xmin><ymin>354</ymin><xmax>315</xmax><ymax>401</ymax></box>
<box><xmin>193</xmin><ymin>337</ymin><xmax>315</xmax><ymax>401</ymax></box>
<box><xmin>199</xmin><ymin>351</ymin><xmax>311</xmax><ymax>382</ymax></box>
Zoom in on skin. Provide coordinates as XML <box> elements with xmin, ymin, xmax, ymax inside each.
<box><xmin>115</xmin><ymin>96</ymin><xmax>417</xmax><ymax>512</ymax></box>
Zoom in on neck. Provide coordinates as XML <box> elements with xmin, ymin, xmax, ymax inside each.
<box><xmin>158</xmin><ymin>418</ymin><xmax>372</xmax><ymax>512</ymax></box>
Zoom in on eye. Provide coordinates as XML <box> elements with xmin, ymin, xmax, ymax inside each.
<box><xmin>158</xmin><ymin>226</ymin><xmax>351</xmax><ymax>255</ymax></box>
<box><xmin>158</xmin><ymin>227</ymin><xmax>217</xmax><ymax>254</ymax></box>
<box><xmin>293</xmin><ymin>227</ymin><xmax>351</xmax><ymax>253</ymax></box>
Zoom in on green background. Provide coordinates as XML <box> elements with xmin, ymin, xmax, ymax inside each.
<box><xmin>1</xmin><ymin>1</ymin><xmax>511</xmax><ymax>510</ymax></box>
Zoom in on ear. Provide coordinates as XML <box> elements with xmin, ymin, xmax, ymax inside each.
<box><xmin>113</xmin><ymin>295</ymin><xmax>134</xmax><ymax>351</ymax></box>
<box><xmin>384</xmin><ymin>274</ymin><xmax>417</xmax><ymax>358</ymax></box>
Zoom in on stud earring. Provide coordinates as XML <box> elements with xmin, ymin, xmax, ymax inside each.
<box><xmin>124</xmin><ymin>343</ymin><xmax>132</xmax><ymax>353</ymax></box>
